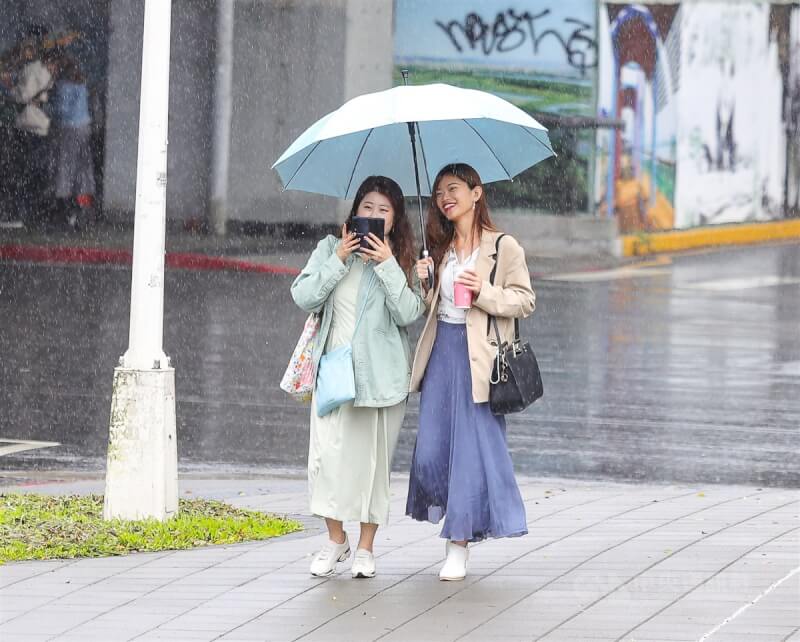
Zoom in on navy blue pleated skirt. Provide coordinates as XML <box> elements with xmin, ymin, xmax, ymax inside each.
<box><xmin>406</xmin><ymin>321</ymin><xmax>528</xmax><ymax>542</ymax></box>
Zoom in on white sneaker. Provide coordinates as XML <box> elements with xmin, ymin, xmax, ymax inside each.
<box><xmin>351</xmin><ymin>548</ymin><xmax>376</xmax><ymax>578</ymax></box>
<box><xmin>439</xmin><ymin>541</ymin><xmax>468</xmax><ymax>581</ymax></box>
<box><xmin>310</xmin><ymin>536</ymin><xmax>351</xmax><ymax>577</ymax></box>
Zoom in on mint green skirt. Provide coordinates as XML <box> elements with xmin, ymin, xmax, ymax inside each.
<box><xmin>308</xmin><ymin>259</ymin><xmax>405</xmax><ymax>524</ymax></box>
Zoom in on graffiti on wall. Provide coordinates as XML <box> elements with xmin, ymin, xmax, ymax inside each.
<box><xmin>434</xmin><ymin>8</ymin><xmax>597</xmax><ymax>76</ymax></box>
<box><xmin>394</xmin><ymin>0</ymin><xmax>596</xmax><ymax>213</ymax></box>
<box><xmin>597</xmin><ymin>1</ymin><xmax>796</xmax><ymax>231</ymax></box>
<box><xmin>595</xmin><ymin>4</ymin><xmax>679</xmax><ymax>233</ymax></box>
<box><xmin>396</xmin><ymin>0</ymin><xmax>796</xmax><ymax>223</ymax></box>
<box><xmin>394</xmin><ymin>0</ymin><xmax>596</xmax><ymax>115</ymax></box>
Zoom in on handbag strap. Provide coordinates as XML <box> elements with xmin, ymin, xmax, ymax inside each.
<box><xmin>351</xmin><ymin>270</ymin><xmax>377</xmax><ymax>339</ymax></box>
<box><xmin>488</xmin><ymin>234</ymin><xmax>507</xmax><ymax>285</ymax></box>
<box><xmin>486</xmin><ymin>235</ymin><xmax>521</xmax><ymax>346</ymax></box>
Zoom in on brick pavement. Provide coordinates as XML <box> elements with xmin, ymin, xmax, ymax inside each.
<box><xmin>1</xmin><ymin>476</ymin><xmax>798</xmax><ymax>641</ymax></box>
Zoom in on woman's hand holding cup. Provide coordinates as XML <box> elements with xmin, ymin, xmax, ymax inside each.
<box><xmin>454</xmin><ymin>268</ymin><xmax>481</xmax><ymax>308</ymax></box>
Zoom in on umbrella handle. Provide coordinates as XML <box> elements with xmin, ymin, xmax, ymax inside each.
<box><xmin>422</xmin><ymin>248</ymin><xmax>434</xmax><ymax>291</ymax></box>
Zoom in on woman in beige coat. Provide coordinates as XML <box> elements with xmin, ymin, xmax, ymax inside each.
<box><xmin>406</xmin><ymin>163</ymin><xmax>535</xmax><ymax>581</ymax></box>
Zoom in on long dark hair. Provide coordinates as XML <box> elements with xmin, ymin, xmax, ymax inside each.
<box><xmin>345</xmin><ymin>176</ymin><xmax>415</xmax><ymax>283</ymax></box>
<box><xmin>58</xmin><ymin>54</ymin><xmax>85</xmax><ymax>83</ymax></box>
<box><xmin>426</xmin><ymin>163</ymin><xmax>497</xmax><ymax>272</ymax></box>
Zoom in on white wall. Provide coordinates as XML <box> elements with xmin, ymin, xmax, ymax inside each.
<box><xmin>226</xmin><ymin>0</ymin><xmax>348</xmax><ymax>224</ymax></box>
<box><xmin>674</xmin><ymin>2</ymin><xmax>787</xmax><ymax>228</ymax></box>
<box><xmin>102</xmin><ymin>0</ymin><xmax>144</xmax><ymax>218</ymax></box>
<box><xmin>104</xmin><ymin>0</ymin><xmax>214</xmax><ymax>221</ymax></box>
<box><xmin>167</xmin><ymin>0</ymin><xmax>216</xmax><ymax>221</ymax></box>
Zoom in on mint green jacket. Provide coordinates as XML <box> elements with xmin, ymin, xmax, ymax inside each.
<box><xmin>290</xmin><ymin>235</ymin><xmax>426</xmax><ymax>408</ymax></box>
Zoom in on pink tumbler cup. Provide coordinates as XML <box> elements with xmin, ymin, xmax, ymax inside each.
<box><xmin>453</xmin><ymin>281</ymin><xmax>473</xmax><ymax>309</ymax></box>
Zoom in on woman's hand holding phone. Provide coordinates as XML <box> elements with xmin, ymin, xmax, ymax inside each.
<box><xmin>361</xmin><ymin>233</ymin><xmax>393</xmax><ymax>263</ymax></box>
<box><xmin>336</xmin><ymin>224</ymin><xmax>361</xmax><ymax>262</ymax></box>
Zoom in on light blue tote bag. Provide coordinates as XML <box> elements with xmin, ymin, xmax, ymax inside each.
<box><xmin>315</xmin><ymin>271</ymin><xmax>376</xmax><ymax>417</ymax></box>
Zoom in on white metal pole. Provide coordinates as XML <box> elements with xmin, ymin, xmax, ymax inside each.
<box><xmin>104</xmin><ymin>0</ymin><xmax>177</xmax><ymax>522</ymax></box>
<box><xmin>124</xmin><ymin>0</ymin><xmax>172</xmax><ymax>370</ymax></box>
<box><xmin>210</xmin><ymin>0</ymin><xmax>234</xmax><ymax>236</ymax></box>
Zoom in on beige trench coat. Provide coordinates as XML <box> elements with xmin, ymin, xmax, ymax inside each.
<box><xmin>409</xmin><ymin>230</ymin><xmax>535</xmax><ymax>403</ymax></box>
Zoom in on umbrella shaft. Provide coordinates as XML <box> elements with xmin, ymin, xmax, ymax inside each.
<box><xmin>407</xmin><ymin>121</ymin><xmax>428</xmax><ymax>253</ymax></box>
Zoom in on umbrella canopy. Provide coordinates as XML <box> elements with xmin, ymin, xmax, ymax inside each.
<box><xmin>272</xmin><ymin>83</ymin><xmax>554</xmax><ymax>200</ymax></box>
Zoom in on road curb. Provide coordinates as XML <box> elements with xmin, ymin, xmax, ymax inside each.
<box><xmin>0</xmin><ymin>244</ymin><xmax>301</xmax><ymax>275</ymax></box>
<box><xmin>620</xmin><ymin>219</ymin><xmax>800</xmax><ymax>256</ymax></box>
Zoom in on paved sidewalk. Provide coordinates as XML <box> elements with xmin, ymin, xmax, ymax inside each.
<box><xmin>1</xmin><ymin>475</ymin><xmax>798</xmax><ymax>641</ymax></box>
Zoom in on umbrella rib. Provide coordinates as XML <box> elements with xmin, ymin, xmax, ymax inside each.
<box><xmin>344</xmin><ymin>129</ymin><xmax>374</xmax><ymax>198</ymax></box>
<box><xmin>283</xmin><ymin>141</ymin><xmax>321</xmax><ymax>191</ymax></box>
<box><xmin>462</xmin><ymin>119</ymin><xmax>512</xmax><ymax>179</ymax></box>
<box><xmin>519</xmin><ymin>125</ymin><xmax>556</xmax><ymax>156</ymax></box>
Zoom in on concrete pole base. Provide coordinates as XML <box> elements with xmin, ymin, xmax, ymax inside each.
<box><xmin>104</xmin><ymin>367</ymin><xmax>178</xmax><ymax>521</ymax></box>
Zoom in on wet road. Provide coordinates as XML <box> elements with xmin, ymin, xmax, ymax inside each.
<box><xmin>1</xmin><ymin>242</ymin><xmax>799</xmax><ymax>486</ymax></box>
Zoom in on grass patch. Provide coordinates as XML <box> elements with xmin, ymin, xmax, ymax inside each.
<box><xmin>0</xmin><ymin>494</ymin><xmax>302</xmax><ymax>564</ymax></box>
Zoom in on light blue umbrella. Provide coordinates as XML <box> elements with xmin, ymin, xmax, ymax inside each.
<box><xmin>272</xmin><ymin>78</ymin><xmax>554</xmax><ymax>264</ymax></box>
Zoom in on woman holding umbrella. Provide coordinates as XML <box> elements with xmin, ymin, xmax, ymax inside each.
<box><xmin>291</xmin><ymin>175</ymin><xmax>425</xmax><ymax>579</ymax></box>
<box><xmin>407</xmin><ymin>163</ymin><xmax>535</xmax><ymax>581</ymax></box>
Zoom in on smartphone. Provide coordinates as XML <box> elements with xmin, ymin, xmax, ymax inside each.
<box><xmin>349</xmin><ymin>216</ymin><xmax>385</xmax><ymax>251</ymax></box>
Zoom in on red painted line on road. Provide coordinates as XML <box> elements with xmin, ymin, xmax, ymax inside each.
<box><xmin>0</xmin><ymin>244</ymin><xmax>131</xmax><ymax>265</ymax></box>
<box><xmin>164</xmin><ymin>252</ymin><xmax>300</xmax><ymax>275</ymax></box>
<box><xmin>0</xmin><ymin>244</ymin><xmax>301</xmax><ymax>276</ymax></box>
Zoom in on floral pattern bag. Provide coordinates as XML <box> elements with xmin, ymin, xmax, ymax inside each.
<box><xmin>279</xmin><ymin>313</ymin><xmax>320</xmax><ymax>403</ymax></box>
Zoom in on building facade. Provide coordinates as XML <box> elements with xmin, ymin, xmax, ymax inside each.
<box><xmin>2</xmin><ymin>0</ymin><xmax>798</xmax><ymax>235</ymax></box>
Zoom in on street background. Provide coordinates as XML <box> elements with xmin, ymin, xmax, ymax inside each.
<box><xmin>2</xmin><ymin>241</ymin><xmax>798</xmax><ymax>488</ymax></box>
<box><xmin>3</xmin><ymin>1</ymin><xmax>798</xmax><ymax>248</ymax></box>
<box><xmin>1</xmin><ymin>1</ymin><xmax>799</xmax><ymax>639</ymax></box>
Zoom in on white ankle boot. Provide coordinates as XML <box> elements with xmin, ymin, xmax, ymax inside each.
<box><xmin>439</xmin><ymin>541</ymin><xmax>468</xmax><ymax>581</ymax></box>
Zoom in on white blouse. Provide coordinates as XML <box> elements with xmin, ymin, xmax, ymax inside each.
<box><xmin>437</xmin><ymin>246</ymin><xmax>479</xmax><ymax>324</ymax></box>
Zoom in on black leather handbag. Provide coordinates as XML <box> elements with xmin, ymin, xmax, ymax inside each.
<box><xmin>488</xmin><ymin>235</ymin><xmax>544</xmax><ymax>415</ymax></box>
